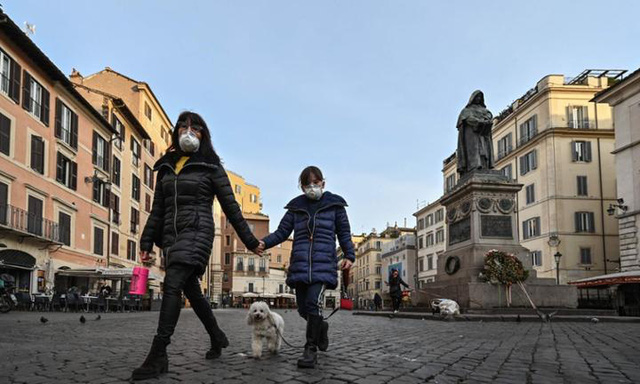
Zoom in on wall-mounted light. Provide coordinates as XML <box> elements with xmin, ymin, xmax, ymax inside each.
<box><xmin>607</xmin><ymin>198</ymin><xmax>628</xmax><ymax>216</ymax></box>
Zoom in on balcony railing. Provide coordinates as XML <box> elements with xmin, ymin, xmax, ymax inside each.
<box><xmin>496</xmin><ymin>147</ymin><xmax>513</xmax><ymax>160</ymax></box>
<box><xmin>236</xmin><ymin>264</ymin><xmax>244</xmax><ymax>272</ymax></box>
<box><xmin>568</xmin><ymin>120</ymin><xmax>594</xmax><ymax>129</ymax></box>
<box><xmin>518</xmin><ymin>129</ymin><xmax>538</xmax><ymax>147</ymax></box>
<box><xmin>0</xmin><ymin>204</ymin><xmax>60</xmax><ymax>243</ymax></box>
<box><xmin>248</xmin><ymin>265</ymin><xmax>255</xmax><ymax>272</ymax></box>
<box><xmin>259</xmin><ymin>267</ymin><xmax>266</xmax><ymax>272</ymax></box>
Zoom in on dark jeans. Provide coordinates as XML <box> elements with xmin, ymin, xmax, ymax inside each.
<box><xmin>391</xmin><ymin>296</ymin><xmax>402</xmax><ymax>312</ymax></box>
<box><xmin>295</xmin><ymin>282</ymin><xmax>325</xmax><ymax>318</ymax></box>
<box><xmin>156</xmin><ymin>264</ymin><xmax>224</xmax><ymax>344</ymax></box>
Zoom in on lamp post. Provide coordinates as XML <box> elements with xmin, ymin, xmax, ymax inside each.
<box><xmin>554</xmin><ymin>252</ymin><xmax>562</xmax><ymax>285</ymax></box>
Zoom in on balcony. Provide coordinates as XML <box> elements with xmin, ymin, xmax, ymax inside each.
<box><xmin>496</xmin><ymin>147</ymin><xmax>513</xmax><ymax>160</ymax></box>
<box><xmin>517</xmin><ymin>129</ymin><xmax>538</xmax><ymax>147</ymax></box>
<box><xmin>568</xmin><ymin>119</ymin><xmax>594</xmax><ymax>129</ymax></box>
<box><xmin>248</xmin><ymin>265</ymin><xmax>255</xmax><ymax>272</ymax></box>
<box><xmin>0</xmin><ymin>204</ymin><xmax>61</xmax><ymax>244</ymax></box>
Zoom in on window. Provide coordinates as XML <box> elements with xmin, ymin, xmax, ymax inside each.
<box><xmin>445</xmin><ymin>174</ymin><xmax>456</xmax><ymax>192</ymax></box>
<box><xmin>248</xmin><ymin>257</ymin><xmax>255</xmax><ymax>272</ymax></box>
<box><xmin>143</xmin><ymin>139</ymin><xmax>155</xmax><ymax>157</ymax></box>
<box><xmin>435</xmin><ymin>209</ymin><xmax>444</xmax><ymax>223</ymax></box>
<box><xmin>376</xmin><ymin>266</ymin><xmax>381</xmax><ymax>274</ymax></box>
<box><xmin>92</xmin><ymin>179</ymin><xmax>109</xmax><ymax>207</ymax></box>
<box><xmin>130</xmin><ymin>207</ymin><xmax>140</xmax><ymax>234</ymax></box>
<box><xmin>112</xmin><ymin>114</ymin><xmax>124</xmax><ymax>150</ymax></box>
<box><xmin>500</xmin><ymin>164</ymin><xmax>513</xmax><ymax>180</ymax></box>
<box><xmin>236</xmin><ymin>257</ymin><xmax>244</xmax><ymax>271</ymax></box>
<box><xmin>525</xmin><ymin>184</ymin><xmax>535</xmax><ymax>205</ymax></box>
<box><xmin>226</xmin><ymin>235</ymin><xmax>231</xmax><ymax>246</ymax></box>
<box><xmin>130</xmin><ymin>137</ymin><xmax>141</xmax><ymax>166</ymax></box>
<box><xmin>144</xmin><ymin>164</ymin><xmax>154</xmax><ymax>188</ymax></box>
<box><xmin>248</xmin><ymin>283</ymin><xmax>254</xmax><ymax>293</ymax></box>
<box><xmin>132</xmin><ymin>175</ymin><xmax>140</xmax><ymax>201</ymax></box>
<box><xmin>417</xmin><ymin>218</ymin><xmax>424</xmax><ymax>230</ymax></box>
<box><xmin>575</xmin><ymin>212</ymin><xmax>595</xmax><ymax>233</ymax></box>
<box><xmin>27</xmin><ymin>196</ymin><xmax>43</xmax><ymax>236</ymax></box>
<box><xmin>144</xmin><ymin>102</ymin><xmax>152</xmax><ymax>120</ymax></box>
<box><xmin>112</xmin><ymin>156</ymin><xmax>121</xmax><ymax>187</ymax></box>
<box><xmin>580</xmin><ymin>247</ymin><xmax>592</xmax><ymax>264</ymax></box>
<box><xmin>426</xmin><ymin>233</ymin><xmax>434</xmax><ymax>247</ymax></box>
<box><xmin>23</xmin><ymin>72</ymin><xmax>50</xmax><ymax>126</ymax></box>
<box><xmin>531</xmin><ymin>251</ymin><xmax>542</xmax><ymax>267</ymax></box>
<box><xmin>259</xmin><ymin>258</ymin><xmax>266</xmax><ymax>272</ymax></box>
<box><xmin>0</xmin><ymin>112</ymin><xmax>10</xmax><ymax>156</ymax></box>
<box><xmin>571</xmin><ymin>141</ymin><xmax>592</xmax><ymax>162</ymax></box>
<box><xmin>0</xmin><ymin>182</ymin><xmax>7</xmax><ymax>225</ymax></box>
<box><xmin>111</xmin><ymin>194</ymin><xmax>120</xmax><ymax>224</ymax></box>
<box><xmin>279</xmin><ymin>284</ymin><xmax>284</xmax><ymax>294</ymax></box>
<box><xmin>223</xmin><ymin>273</ymin><xmax>229</xmax><ymax>282</ymax></box>
<box><xmin>58</xmin><ymin>212</ymin><xmax>71</xmax><ymax>246</ymax></box>
<box><xmin>250</xmin><ymin>194</ymin><xmax>258</xmax><ymax>203</ymax></box>
<box><xmin>568</xmin><ymin>106</ymin><xmax>589</xmax><ymax>129</ymax></box>
<box><xmin>520</xmin><ymin>150</ymin><xmax>537</xmax><ymax>175</ymax></box>
<box><xmin>111</xmin><ymin>231</ymin><xmax>119</xmax><ymax>255</ymax></box>
<box><xmin>55</xmin><ymin>152</ymin><xmax>77</xmax><ymax>190</ymax></box>
<box><xmin>145</xmin><ymin>193</ymin><xmax>151</xmax><ymax>213</ymax></box>
<box><xmin>55</xmin><ymin>99</ymin><xmax>77</xmax><ymax>149</ymax></box>
<box><xmin>522</xmin><ymin>217</ymin><xmax>540</xmax><ymax>240</ymax></box>
<box><xmin>435</xmin><ymin>229</ymin><xmax>444</xmax><ymax>244</ymax></box>
<box><xmin>418</xmin><ymin>236</ymin><xmax>424</xmax><ymax>249</ymax></box>
<box><xmin>427</xmin><ymin>255</ymin><xmax>434</xmax><ymax>270</ymax></box>
<box><xmin>224</xmin><ymin>253</ymin><xmax>231</xmax><ymax>265</ymax></box>
<box><xmin>0</xmin><ymin>48</ymin><xmax>20</xmax><ymax>103</ymax></box>
<box><xmin>127</xmin><ymin>240</ymin><xmax>136</xmax><ymax>261</ymax></box>
<box><xmin>497</xmin><ymin>133</ymin><xmax>513</xmax><ymax>159</ymax></box>
<box><xmin>30</xmin><ymin>135</ymin><xmax>45</xmax><ymax>174</ymax></box>
<box><xmin>235</xmin><ymin>184</ymin><xmax>242</xmax><ymax>194</ymax></box>
<box><xmin>92</xmin><ymin>132</ymin><xmax>109</xmax><ymax>171</ymax></box>
<box><xmin>375</xmin><ymin>281</ymin><xmax>381</xmax><ymax>289</ymax></box>
<box><xmin>277</xmin><ymin>254</ymin><xmax>282</xmax><ymax>263</ymax></box>
<box><xmin>519</xmin><ymin>115</ymin><xmax>537</xmax><ymax>145</ymax></box>
<box><xmin>419</xmin><ymin>258</ymin><xmax>424</xmax><ymax>272</ymax></box>
<box><xmin>426</xmin><ymin>214</ymin><xmax>434</xmax><ymax>226</ymax></box>
<box><xmin>93</xmin><ymin>227</ymin><xmax>104</xmax><ymax>255</ymax></box>
<box><xmin>577</xmin><ymin>176</ymin><xmax>588</xmax><ymax>196</ymax></box>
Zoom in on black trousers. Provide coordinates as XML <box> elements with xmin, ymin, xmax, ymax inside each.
<box><xmin>391</xmin><ymin>295</ymin><xmax>402</xmax><ymax>312</ymax></box>
<box><xmin>156</xmin><ymin>264</ymin><xmax>224</xmax><ymax>344</ymax></box>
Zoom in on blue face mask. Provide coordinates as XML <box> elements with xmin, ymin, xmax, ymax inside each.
<box><xmin>304</xmin><ymin>184</ymin><xmax>323</xmax><ymax>200</ymax></box>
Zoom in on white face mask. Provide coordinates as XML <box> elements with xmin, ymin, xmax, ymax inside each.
<box><xmin>304</xmin><ymin>184</ymin><xmax>323</xmax><ymax>200</ymax></box>
<box><xmin>179</xmin><ymin>131</ymin><xmax>200</xmax><ymax>153</ymax></box>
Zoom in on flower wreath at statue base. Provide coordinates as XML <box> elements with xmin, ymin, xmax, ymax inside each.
<box><xmin>479</xmin><ymin>250</ymin><xmax>530</xmax><ymax>307</ymax></box>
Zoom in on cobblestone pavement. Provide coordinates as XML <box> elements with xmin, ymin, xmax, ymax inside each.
<box><xmin>1</xmin><ymin>309</ymin><xmax>639</xmax><ymax>383</ymax></box>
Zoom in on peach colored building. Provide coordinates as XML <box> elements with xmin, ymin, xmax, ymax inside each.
<box><xmin>0</xmin><ymin>14</ymin><xmax>117</xmax><ymax>294</ymax></box>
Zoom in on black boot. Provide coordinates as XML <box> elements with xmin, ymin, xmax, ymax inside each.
<box><xmin>131</xmin><ymin>336</ymin><xmax>169</xmax><ymax>380</ymax></box>
<box><xmin>297</xmin><ymin>315</ymin><xmax>322</xmax><ymax>368</ymax></box>
<box><xmin>205</xmin><ymin>330</ymin><xmax>229</xmax><ymax>359</ymax></box>
<box><xmin>318</xmin><ymin>320</ymin><xmax>329</xmax><ymax>352</ymax></box>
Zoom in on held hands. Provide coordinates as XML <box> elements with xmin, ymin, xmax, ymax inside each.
<box><xmin>251</xmin><ymin>240</ymin><xmax>265</xmax><ymax>256</ymax></box>
<box><xmin>340</xmin><ymin>259</ymin><xmax>353</xmax><ymax>270</ymax></box>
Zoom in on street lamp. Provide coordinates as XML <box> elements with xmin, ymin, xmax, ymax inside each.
<box><xmin>554</xmin><ymin>252</ymin><xmax>562</xmax><ymax>285</ymax></box>
<box><xmin>607</xmin><ymin>198</ymin><xmax>628</xmax><ymax>216</ymax></box>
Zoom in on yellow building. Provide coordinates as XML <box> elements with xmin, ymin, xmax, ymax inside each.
<box><xmin>443</xmin><ymin>70</ymin><xmax>623</xmax><ymax>283</ymax></box>
<box><xmin>227</xmin><ymin>170</ymin><xmax>262</xmax><ymax>214</ymax></box>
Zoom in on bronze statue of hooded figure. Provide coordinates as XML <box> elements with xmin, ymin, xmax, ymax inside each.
<box><xmin>456</xmin><ymin>90</ymin><xmax>494</xmax><ymax>175</ymax></box>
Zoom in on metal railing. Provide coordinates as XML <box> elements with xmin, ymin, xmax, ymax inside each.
<box><xmin>0</xmin><ymin>204</ymin><xmax>60</xmax><ymax>243</ymax></box>
<box><xmin>568</xmin><ymin>120</ymin><xmax>594</xmax><ymax>129</ymax></box>
<box><xmin>517</xmin><ymin>128</ymin><xmax>538</xmax><ymax>147</ymax></box>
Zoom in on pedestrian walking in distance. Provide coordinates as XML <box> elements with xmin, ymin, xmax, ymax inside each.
<box><xmin>374</xmin><ymin>292</ymin><xmax>383</xmax><ymax>311</ymax></box>
<box><xmin>386</xmin><ymin>269</ymin><xmax>410</xmax><ymax>313</ymax></box>
<box><xmin>258</xmin><ymin>166</ymin><xmax>356</xmax><ymax>369</ymax></box>
<box><xmin>132</xmin><ymin>111</ymin><xmax>262</xmax><ymax>380</ymax></box>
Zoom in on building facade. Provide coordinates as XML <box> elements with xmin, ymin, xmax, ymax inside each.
<box><xmin>380</xmin><ymin>232</ymin><xmax>417</xmax><ymax>306</ymax></box>
<box><xmin>414</xmin><ymin>200</ymin><xmax>446</xmax><ymax>287</ymax></box>
<box><xmin>443</xmin><ymin>70</ymin><xmax>622</xmax><ymax>284</ymax></box>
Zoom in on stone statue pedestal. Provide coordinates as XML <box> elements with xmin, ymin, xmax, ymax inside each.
<box><xmin>423</xmin><ymin>170</ymin><xmax>577</xmax><ymax>309</ymax></box>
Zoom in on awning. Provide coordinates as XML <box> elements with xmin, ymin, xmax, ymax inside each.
<box><xmin>55</xmin><ymin>267</ymin><xmax>162</xmax><ymax>281</ymax></box>
<box><xmin>568</xmin><ymin>270</ymin><xmax>640</xmax><ymax>288</ymax></box>
<box><xmin>276</xmin><ymin>293</ymin><xmax>296</xmax><ymax>299</ymax></box>
<box><xmin>0</xmin><ymin>249</ymin><xmax>36</xmax><ymax>270</ymax></box>
<box><xmin>242</xmin><ymin>292</ymin><xmax>258</xmax><ymax>298</ymax></box>
<box><xmin>259</xmin><ymin>293</ymin><xmax>277</xmax><ymax>298</ymax></box>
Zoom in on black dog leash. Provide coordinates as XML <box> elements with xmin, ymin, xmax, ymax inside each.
<box><xmin>267</xmin><ymin>314</ymin><xmax>305</xmax><ymax>349</ymax></box>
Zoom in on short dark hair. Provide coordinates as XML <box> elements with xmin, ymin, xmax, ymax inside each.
<box><xmin>299</xmin><ymin>166</ymin><xmax>323</xmax><ymax>187</ymax></box>
<box><xmin>171</xmin><ymin>111</ymin><xmax>220</xmax><ymax>164</ymax></box>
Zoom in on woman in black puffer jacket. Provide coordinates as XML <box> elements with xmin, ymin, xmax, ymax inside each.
<box><xmin>132</xmin><ymin>111</ymin><xmax>261</xmax><ymax>381</ymax></box>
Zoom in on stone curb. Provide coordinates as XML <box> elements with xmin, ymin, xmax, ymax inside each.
<box><xmin>352</xmin><ymin>311</ymin><xmax>640</xmax><ymax>323</ymax></box>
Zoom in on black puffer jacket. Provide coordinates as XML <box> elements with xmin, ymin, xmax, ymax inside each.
<box><xmin>140</xmin><ymin>151</ymin><xmax>259</xmax><ymax>275</ymax></box>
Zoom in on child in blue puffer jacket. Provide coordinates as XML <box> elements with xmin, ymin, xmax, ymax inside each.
<box><xmin>258</xmin><ymin>166</ymin><xmax>355</xmax><ymax>368</ymax></box>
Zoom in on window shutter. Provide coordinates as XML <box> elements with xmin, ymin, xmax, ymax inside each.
<box><xmin>585</xmin><ymin>141</ymin><xmax>592</xmax><ymax>162</ymax></box>
<box><xmin>589</xmin><ymin>212</ymin><xmax>595</xmax><ymax>232</ymax></box>
<box><xmin>520</xmin><ymin>156</ymin><xmax>526</xmax><ymax>175</ymax></box>
<box><xmin>522</xmin><ymin>221</ymin><xmax>527</xmax><ymax>239</ymax></box>
<box><xmin>70</xmin><ymin>162</ymin><xmax>77</xmax><ymax>190</ymax></box>
<box><xmin>54</xmin><ymin>98</ymin><xmax>62</xmax><ymax>139</ymax></box>
<box><xmin>0</xmin><ymin>114</ymin><xmax>10</xmax><ymax>155</ymax></box>
<box><xmin>127</xmin><ymin>240</ymin><xmax>131</xmax><ymax>259</ymax></box>
<box><xmin>56</xmin><ymin>152</ymin><xmax>63</xmax><ymax>183</ymax></box>
<box><xmin>531</xmin><ymin>150</ymin><xmax>537</xmax><ymax>170</ymax></box>
<box><xmin>575</xmin><ymin>212</ymin><xmax>580</xmax><ymax>232</ymax></box>
<box><xmin>41</xmin><ymin>87</ymin><xmax>50</xmax><ymax>126</ymax></box>
<box><xmin>92</xmin><ymin>131</ymin><xmax>97</xmax><ymax>165</ymax></box>
<box><xmin>571</xmin><ymin>141</ymin><xmax>578</xmax><ymax>162</ymax></box>
<box><xmin>104</xmin><ymin>138</ymin><xmax>110</xmax><ymax>173</ymax></box>
<box><xmin>532</xmin><ymin>115</ymin><xmax>537</xmax><ymax>132</ymax></box>
<box><xmin>31</xmin><ymin>136</ymin><xmax>44</xmax><ymax>173</ymax></box>
<box><xmin>535</xmin><ymin>217</ymin><xmax>540</xmax><ymax>235</ymax></box>
<box><xmin>567</xmin><ymin>106</ymin><xmax>573</xmax><ymax>128</ymax></box>
<box><xmin>70</xmin><ymin>112</ymin><xmax>78</xmax><ymax>149</ymax></box>
<box><xmin>9</xmin><ymin>59</ymin><xmax>21</xmax><ymax>104</ymax></box>
<box><xmin>103</xmin><ymin>187</ymin><xmax>110</xmax><ymax>208</ymax></box>
<box><xmin>22</xmin><ymin>70</ymin><xmax>31</xmax><ymax>111</ymax></box>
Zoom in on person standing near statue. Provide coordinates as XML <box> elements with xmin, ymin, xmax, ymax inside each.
<box><xmin>456</xmin><ymin>90</ymin><xmax>494</xmax><ymax>175</ymax></box>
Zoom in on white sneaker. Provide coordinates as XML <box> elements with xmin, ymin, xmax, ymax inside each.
<box><xmin>393</xmin><ymin>310</ymin><xmax>398</xmax><ymax>313</ymax></box>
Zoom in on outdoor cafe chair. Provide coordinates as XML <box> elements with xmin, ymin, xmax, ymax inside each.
<box><xmin>91</xmin><ymin>295</ymin><xmax>106</xmax><ymax>313</ymax></box>
<box><xmin>50</xmin><ymin>293</ymin><xmax>63</xmax><ymax>312</ymax></box>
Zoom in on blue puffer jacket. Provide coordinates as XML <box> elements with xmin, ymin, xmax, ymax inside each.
<box><xmin>263</xmin><ymin>191</ymin><xmax>356</xmax><ymax>290</ymax></box>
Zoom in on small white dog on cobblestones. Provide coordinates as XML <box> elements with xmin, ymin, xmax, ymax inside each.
<box><xmin>246</xmin><ymin>301</ymin><xmax>284</xmax><ymax>358</ymax></box>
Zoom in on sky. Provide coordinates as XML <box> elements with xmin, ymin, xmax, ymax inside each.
<box><xmin>5</xmin><ymin>1</ymin><xmax>639</xmax><ymax>235</ymax></box>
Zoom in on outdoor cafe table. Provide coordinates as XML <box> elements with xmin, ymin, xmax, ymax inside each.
<box><xmin>32</xmin><ymin>294</ymin><xmax>52</xmax><ymax>311</ymax></box>
<box><xmin>81</xmin><ymin>295</ymin><xmax>98</xmax><ymax>312</ymax></box>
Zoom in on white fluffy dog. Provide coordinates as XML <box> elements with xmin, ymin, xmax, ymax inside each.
<box><xmin>246</xmin><ymin>301</ymin><xmax>284</xmax><ymax>358</ymax></box>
